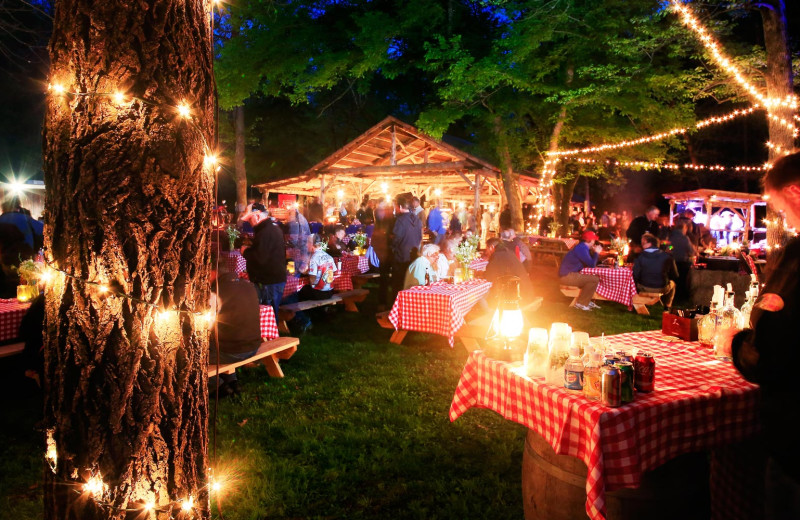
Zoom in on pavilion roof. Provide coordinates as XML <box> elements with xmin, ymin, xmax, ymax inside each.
<box><xmin>663</xmin><ymin>188</ymin><xmax>765</xmax><ymax>206</ymax></box>
<box><xmin>253</xmin><ymin>116</ymin><xmax>540</xmax><ymax>202</ymax></box>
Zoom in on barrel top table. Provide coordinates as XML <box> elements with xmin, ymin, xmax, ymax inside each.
<box><xmin>449</xmin><ymin>330</ymin><xmax>759</xmax><ymax>520</ymax></box>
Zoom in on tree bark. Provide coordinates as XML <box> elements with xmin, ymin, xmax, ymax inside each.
<box><xmin>234</xmin><ymin>104</ymin><xmax>248</xmax><ymax>215</ymax></box>
<box><xmin>554</xmin><ymin>170</ymin><xmax>580</xmax><ymax>236</ymax></box>
<box><xmin>494</xmin><ymin>116</ymin><xmax>524</xmax><ymax>232</ymax></box>
<box><xmin>43</xmin><ymin>1</ymin><xmax>214</xmax><ymax>518</ymax></box>
<box><xmin>759</xmin><ymin>0</ymin><xmax>794</xmax><ymax>251</ymax></box>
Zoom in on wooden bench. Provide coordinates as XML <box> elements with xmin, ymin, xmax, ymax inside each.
<box><xmin>0</xmin><ymin>342</ymin><xmax>24</xmax><ymax>359</ymax></box>
<box><xmin>208</xmin><ymin>337</ymin><xmax>299</xmax><ymax>379</ymax></box>
<box><xmin>277</xmin><ymin>289</ymin><xmax>369</xmax><ymax>333</ymax></box>
<box><xmin>532</xmin><ymin>245</ymin><xmax>569</xmax><ymax>267</ymax></box>
<box><xmin>560</xmin><ymin>285</ymin><xmax>662</xmax><ymax>315</ymax></box>
<box><xmin>376</xmin><ymin>310</ymin><xmax>408</xmax><ymax>344</ymax></box>
<box><xmin>352</xmin><ymin>272</ymin><xmax>380</xmax><ymax>290</ymax></box>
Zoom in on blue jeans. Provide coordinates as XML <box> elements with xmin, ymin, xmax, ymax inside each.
<box><xmin>256</xmin><ymin>282</ymin><xmax>285</xmax><ymax>321</ymax></box>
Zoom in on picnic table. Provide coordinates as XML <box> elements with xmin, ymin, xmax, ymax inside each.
<box><xmin>467</xmin><ymin>258</ymin><xmax>488</xmax><ymax>272</ymax></box>
<box><xmin>528</xmin><ymin>235</ymin><xmax>579</xmax><ymax>249</ymax></box>
<box><xmin>449</xmin><ymin>330</ymin><xmax>761</xmax><ymax>520</ymax></box>
<box><xmin>0</xmin><ymin>298</ymin><xmax>30</xmax><ymax>343</ymax></box>
<box><xmin>386</xmin><ymin>279</ymin><xmax>492</xmax><ymax>347</ymax></box>
<box><xmin>258</xmin><ymin>305</ymin><xmax>279</xmax><ymax>340</ymax></box>
<box><xmin>220</xmin><ymin>250</ymin><xmax>248</xmax><ymax>278</ymax></box>
<box><xmin>580</xmin><ymin>266</ymin><xmax>638</xmax><ymax>309</ymax></box>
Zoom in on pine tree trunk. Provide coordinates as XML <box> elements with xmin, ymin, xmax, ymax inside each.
<box><xmin>234</xmin><ymin>104</ymin><xmax>248</xmax><ymax>215</ymax></box>
<box><xmin>42</xmin><ymin>1</ymin><xmax>214</xmax><ymax>518</ymax></box>
<box><xmin>759</xmin><ymin>0</ymin><xmax>794</xmax><ymax>252</ymax></box>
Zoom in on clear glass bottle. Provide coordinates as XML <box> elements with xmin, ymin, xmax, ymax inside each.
<box><xmin>583</xmin><ymin>351</ymin><xmax>602</xmax><ymax>401</ymax></box>
<box><xmin>564</xmin><ymin>346</ymin><xmax>584</xmax><ymax>393</ymax></box>
<box><xmin>714</xmin><ymin>290</ymin><xmax>741</xmax><ymax>362</ymax></box>
<box><xmin>739</xmin><ymin>290</ymin><xmax>754</xmax><ymax>330</ymax></box>
<box><xmin>697</xmin><ymin>302</ymin><xmax>718</xmax><ymax>350</ymax></box>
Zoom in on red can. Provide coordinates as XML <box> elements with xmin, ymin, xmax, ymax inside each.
<box><xmin>634</xmin><ymin>352</ymin><xmax>655</xmax><ymax>392</ymax></box>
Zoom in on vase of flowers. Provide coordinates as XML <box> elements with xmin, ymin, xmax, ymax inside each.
<box><xmin>350</xmin><ymin>232</ymin><xmax>368</xmax><ymax>255</ymax></box>
<box><xmin>16</xmin><ymin>259</ymin><xmax>42</xmax><ymax>301</ymax></box>
<box><xmin>225</xmin><ymin>225</ymin><xmax>240</xmax><ymax>251</ymax></box>
<box><xmin>454</xmin><ymin>236</ymin><xmax>479</xmax><ymax>279</ymax></box>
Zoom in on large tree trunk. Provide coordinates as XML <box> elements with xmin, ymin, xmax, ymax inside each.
<box><xmin>759</xmin><ymin>0</ymin><xmax>794</xmax><ymax>251</ymax></box>
<box><xmin>234</xmin><ymin>104</ymin><xmax>248</xmax><ymax>215</ymax></box>
<box><xmin>42</xmin><ymin>1</ymin><xmax>214</xmax><ymax>519</ymax></box>
<box><xmin>494</xmin><ymin>116</ymin><xmax>524</xmax><ymax>232</ymax></box>
<box><xmin>553</xmin><ymin>170</ymin><xmax>580</xmax><ymax>236</ymax></box>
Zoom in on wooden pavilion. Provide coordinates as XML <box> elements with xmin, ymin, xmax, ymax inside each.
<box><xmin>663</xmin><ymin>189</ymin><xmax>766</xmax><ymax>241</ymax></box>
<box><xmin>252</xmin><ymin>116</ymin><xmax>540</xmax><ymax>217</ymax></box>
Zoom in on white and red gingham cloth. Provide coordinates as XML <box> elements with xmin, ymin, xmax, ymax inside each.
<box><xmin>529</xmin><ymin>235</ymin><xmax>579</xmax><ymax>249</ymax></box>
<box><xmin>281</xmin><ymin>269</ymin><xmax>352</xmax><ymax>299</ymax></box>
<box><xmin>258</xmin><ymin>305</ymin><xmax>279</xmax><ymax>340</ymax></box>
<box><xmin>220</xmin><ymin>251</ymin><xmax>248</xmax><ymax>278</ymax></box>
<box><xmin>468</xmin><ymin>258</ymin><xmax>488</xmax><ymax>272</ymax></box>
<box><xmin>449</xmin><ymin>330</ymin><xmax>760</xmax><ymax>520</ymax></box>
<box><xmin>388</xmin><ymin>279</ymin><xmax>491</xmax><ymax>347</ymax></box>
<box><xmin>0</xmin><ymin>298</ymin><xmax>30</xmax><ymax>342</ymax></box>
<box><xmin>580</xmin><ymin>267</ymin><xmax>638</xmax><ymax>308</ymax></box>
<box><xmin>340</xmin><ymin>254</ymin><xmax>369</xmax><ymax>276</ymax></box>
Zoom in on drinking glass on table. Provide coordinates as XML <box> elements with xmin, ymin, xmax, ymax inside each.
<box><xmin>525</xmin><ymin>328</ymin><xmax>549</xmax><ymax>377</ymax></box>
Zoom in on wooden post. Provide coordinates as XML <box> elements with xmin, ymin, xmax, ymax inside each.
<box><xmin>474</xmin><ymin>172</ymin><xmax>481</xmax><ymax>221</ymax></box>
<box><xmin>391</xmin><ymin>125</ymin><xmax>397</xmax><ymax>166</ymax></box>
<box><xmin>744</xmin><ymin>204</ymin><xmax>752</xmax><ymax>245</ymax></box>
<box><xmin>705</xmin><ymin>199</ymin><xmax>713</xmax><ymax>228</ymax></box>
<box><xmin>320</xmin><ymin>174</ymin><xmax>326</xmax><ymax>207</ymax></box>
<box><xmin>669</xmin><ymin>200</ymin><xmax>676</xmax><ymax>225</ymax></box>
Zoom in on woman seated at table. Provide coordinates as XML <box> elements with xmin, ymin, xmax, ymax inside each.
<box><xmin>404</xmin><ymin>243</ymin><xmax>441</xmax><ymax>289</ymax></box>
<box><xmin>558</xmin><ymin>230</ymin><xmax>602</xmax><ymax>312</ymax></box>
<box><xmin>299</xmin><ymin>234</ymin><xmax>339</xmax><ymax>301</ymax></box>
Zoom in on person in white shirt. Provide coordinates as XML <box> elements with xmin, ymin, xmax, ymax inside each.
<box><xmin>404</xmin><ymin>243</ymin><xmax>441</xmax><ymax>289</ymax></box>
<box><xmin>299</xmin><ymin>234</ymin><xmax>339</xmax><ymax>299</ymax></box>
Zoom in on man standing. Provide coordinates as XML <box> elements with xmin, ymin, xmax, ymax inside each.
<box><xmin>243</xmin><ymin>203</ymin><xmax>287</xmax><ymax>319</ymax></box>
<box><xmin>558</xmin><ymin>231</ymin><xmax>602</xmax><ymax>311</ymax></box>
<box><xmin>626</xmin><ymin>205</ymin><xmax>661</xmax><ymax>247</ymax></box>
<box><xmin>632</xmin><ymin>233</ymin><xmax>678</xmax><ymax>311</ymax></box>
<box><xmin>731</xmin><ymin>152</ymin><xmax>800</xmax><ymax>519</ymax></box>
<box><xmin>427</xmin><ymin>199</ymin><xmax>447</xmax><ymax>245</ymax></box>
<box><xmin>391</xmin><ymin>194</ymin><xmax>423</xmax><ymax>299</ymax></box>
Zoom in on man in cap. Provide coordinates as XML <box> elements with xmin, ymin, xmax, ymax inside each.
<box><xmin>558</xmin><ymin>230</ymin><xmax>602</xmax><ymax>311</ymax></box>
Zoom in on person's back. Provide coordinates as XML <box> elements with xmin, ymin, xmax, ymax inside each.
<box><xmin>392</xmin><ymin>211</ymin><xmax>422</xmax><ymax>263</ymax></box>
<box><xmin>244</xmin><ymin>216</ymin><xmax>286</xmax><ymax>285</ymax></box>
<box><xmin>215</xmin><ymin>272</ymin><xmax>262</xmax><ymax>354</ymax></box>
<box><xmin>669</xmin><ymin>227</ymin><xmax>695</xmax><ymax>263</ymax></box>
<box><xmin>485</xmin><ymin>242</ymin><xmax>535</xmax><ymax>305</ymax></box>
<box><xmin>633</xmin><ymin>248</ymin><xmax>674</xmax><ymax>288</ymax></box>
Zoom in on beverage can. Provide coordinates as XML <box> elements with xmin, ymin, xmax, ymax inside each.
<box><xmin>601</xmin><ymin>365</ymin><xmax>622</xmax><ymax>407</ymax></box>
<box><xmin>617</xmin><ymin>362</ymin><xmax>635</xmax><ymax>403</ymax></box>
<box><xmin>634</xmin><ymin>352</ymin><xmax>655</xmax><ymax>392</ymax></box>
<box><xmin>604</xmin><ymin>355</ymin><xmax>620</xmax><ymax>366</ymax></box>
<box><xmin>618</xmin><ymin>351</ymin><xmax>633</xmax><ymax>364</ymax></box>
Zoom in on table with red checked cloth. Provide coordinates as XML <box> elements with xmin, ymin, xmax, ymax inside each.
<box><xmin>258</xmin><ymin>305</ymin><xmax>279</xmax><ymax>340</ymax></box>
<box><xmin>449</xmin><ymin>330</ymin><xmax>760</xmax><ymax>520</ymax></box>
<box><xmin>0</xmin><ymin>298</ymin><xmax>30</xmax><ymax>342</ymax></box>
<box><xmin>388</xmin><ymin>279</ymin><xmax>491</xmax><ymax>347</ymax></box>
<box><xmin>281</xmin><ymin>267</ymin><xmax>352</xmax><ymax>300</ymax></box>
<box><xmin>220</xmin><ymin>250</ymin><xmax>247</xmax><ymax>278</ymax></box>
<box><xmin>339</xmin><ymin>254</ymin><xmax>369</xmax><ymax>276</ymax></box>
<box><xmin>468</xmin><ymin>258</ymin><xmax>488</xmax><ymax>272</ymax></box>
<box><xmin>580</xmin><ymin>266</ymin><xmax>638</xmax><ymax>308</ymax></box>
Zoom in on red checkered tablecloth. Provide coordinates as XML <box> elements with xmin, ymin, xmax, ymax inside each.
<box><xmin>340</xmin><ymin>254</ymin><xmax>369</xmax><ymax>276</ymax></box>
<box><xmin>0</xmin><ymin>298</ymin><xmax>30</xmax><ymax>342</ymax></box>
<box><xmin>220</xmin><ymin>251</ymin><xmax>247</xmax><ymax>277</ymax></box>
<box><xmin>580</xmin><ymin>267</ymin><xmax>638</xmax><ymax>308</ymax></box>
<box><xmin>281</xmin><ymin>269</ymin><xmax>352</xmax><ymax>299</ymax></box>
<box><xmin>449</xmin><ymin>330</ymin><xmax>760</xmax><ymax>520</ymax></box>
<box><xmin>388</xmin><ymin>279</ymin><xmax>492</xmax><ymax>347</ymax></box>
<box><xmin>259</xmin><ymin>305</ymin><xmax>279</xmax><ymax>340</ymax></box>
<box><xmin>468</xmin><ymin>258</ymin><xmax>488</xmax><ymax>272</ymax></box>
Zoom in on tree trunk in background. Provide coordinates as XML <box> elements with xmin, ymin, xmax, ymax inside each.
<box><xmin>759</xmin><ymin>0</ymin><xmax>794</xmax><ymax>251</ymax></box>
<box><xmin>494</xmin><ymin>117</ymin><xmax>524</xmax><ymax>232</ymax></box>
<box><xmin>554</xmin><ymin>172</ymin><xmax>580</xmax><ymax>236</ymax></box>
<box><xmin>234</xmin><ymin>104</ymin><xmax>248</xmax><ymax>215</ymax></box>
<box><xmin>43</xmin><ymin>1</ymin><xmax>213</xmax><ymax>518</ymax></box>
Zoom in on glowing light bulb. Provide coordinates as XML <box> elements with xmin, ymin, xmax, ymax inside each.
<box><xmin>181</xmin><ymin>496</ymin><xmax>194</xmax><ymax>512</ymax></box>
<box><xmin>336</xmin><ymin>189</ymin><xmax>344</xmax><ymax>199</ymax></box>
<box><xmin>203</xmin><ymin>154</ymin><xmax>218</xmax><ymax>168</ymax></box>
<box><xmin>177</xmin><ymin>103</ymin><xmax>191</xmax><ymax>119</ymax></box>
<box><xmin>434</xmin><ymin>188</ymin><xmax>442</xmax><ymax>197</ymax></box>
<box><xmin>158</xmin><ymin>310</ymin><xmax>170</xmax><ymax>321</ymax></box>
<box><xmin>83</xmin><ymin>475</ymin><xmax>107</xmax><ymax>499</ymax></box>
<box><xmin>143</xmin><ymin>500</ymin><xmax>155</xmax><ymax>512</ymax></box>
<box><xmin>98</xmin><ymin>284</ymin><xmax>109</xmax><ymax>294</ymax></box>
<box><xmin>113</xmin><ymin>91</ymin><xmax>126</xmax><ymax>105</ymax></box>
<box><xmin>50</xmin><ymin>83</ymin><xmax>66</xmax><ymax>95</ymax></box>
<box><xmin>39</xmin><ymin>270</ymin><xmax>53</xmax><ymax>284</ymax></box>
<box><xmin>202</xmin><ymin>311</ymin><xmax>214</xmax><ymax>325</ymax></box>
<box><xmin>381</xmin><ymin>182</ymin><xmax>388</xmax><ymax>192</ymax></box>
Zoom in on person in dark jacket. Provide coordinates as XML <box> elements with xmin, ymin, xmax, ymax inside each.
<box><xmin>390</xmin><ymin>194</ymin><xmax>422</xmax><ymax>300</ymax></box>
<box><xmin>632</xmin><ymin>233</ymin><xmax>678</xmax><ymax>310</ymax></box>
<box><xmin>729</xmin><ymin>153</ymin><xmax>800</xmax><ymax>519</ymax></box>
<box><xmin>484</xmin><ymin>238</ymin><xmax>537</xmax><ymax>311</ymax></box>
<box><xmin>558</xmin><ymin>231</ymin><xmax>602</xmax><ymax>311</ymax></box>
<box><xmin>209</xmin><ymin>258</ymin><xmax>264</xmax><ymax>396</ymax></box>
<box><xmin>626</xmin><ymin>206</ymin><xmax>661</xmax><ymax>252</ymax></box>
<box><xmin>370</xmin><ymin>204</ymin><xmax>395</xmax><ymax>309</ymax></box>
<box><xmin>243</xmin><ymin>204</ymin><xmax>287</xmax><ymax>319</ymax></box>
<box><xmin>326</xmin><ymin>225</ymin><xmax>348</xmax><ymax>258</ymax></box>
<box><xmin>448</xmin><ymin>211</ymin><xmax>462</xmax><ymax>234</ymax></box>
<box><xmin>669</xmin><ymin>222</ymin><xmax>696</xmax><ymax>302</ymax></box>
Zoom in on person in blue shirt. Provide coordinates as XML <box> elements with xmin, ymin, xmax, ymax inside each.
<box><xmin>632</xmin><ymin>233</ymin><xmax>678</xmax><ymax>310</ymax></box>
<box><xmin>0</xmin><ymin>197</ymin><xmax>43</xmax><ymax>250</ymax></box>
<box><xmin>427</xmin><ymin>200</ymin><xmax>447</xmax><ymax>245</ymax></box>
<box><xmin>558</xmin><ymin>230</ymin><xmax>602</xmax><ymax>311</ymax></box>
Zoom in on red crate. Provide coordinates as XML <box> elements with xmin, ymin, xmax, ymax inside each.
<box><xmin>661</xmin><ymin>312</ymin><xmax>699</xmax><ymax>341</ymax></box>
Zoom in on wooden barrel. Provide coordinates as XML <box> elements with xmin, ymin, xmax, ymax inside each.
<box><xmin>522</xmin><ymin>430</ymin><xmax>710</xmax><ymax>520</ymax></box>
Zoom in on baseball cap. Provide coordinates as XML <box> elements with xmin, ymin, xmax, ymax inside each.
<box><xmin>581</xmin><ymin>230</ymin><xmax>599</xmax><ymax>242</ymax></box>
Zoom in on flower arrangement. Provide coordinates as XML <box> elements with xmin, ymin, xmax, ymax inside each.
<box><xmin>610</xmin><ymin>237</ymin><xmax>627</xmax><ymax>253</ymax></box>
<box><xmin>225</xmin><ymin>225</ymin><xmax>240</xmax><ymax>250</ymax></box>
<box><xmin>454</xmin><ymin>236</ymin><xmax>479</xmax><ymax>267</ymax></box>
<box><xmin>17</xmin><ymin>259</ymin><xmax>43</xmax><ymax>286</ymax></box>
<box><xmin>547</xmin><ymin>221</ymin><xmax>559</xmax><ymax>237</ymax></box>
<box><xmin>350</xmin><ymin>232</ymin><xmax>368</xmax><ymax>253</ymax></box>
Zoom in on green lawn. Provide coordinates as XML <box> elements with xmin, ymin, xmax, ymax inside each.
<box><xmin>0</xmin><ymin>268</ymin><xmax>663</xmax><ymax>520</ymax></box>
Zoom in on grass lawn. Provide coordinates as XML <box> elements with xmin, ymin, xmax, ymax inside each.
<box><xmin>0</xmin><ymin>266</ymin><xmax>664</xmax><ymax>519</ymax></box>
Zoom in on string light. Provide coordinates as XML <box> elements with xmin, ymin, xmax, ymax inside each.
<box><xmin>83</xmin><ymin>474</ymin><xmax>108</xmax><ymax>500</ymax></box>
<box><xmin>176</xmin><ymin>102</ymin><xmax>192</xmax><ymax>119</ymax></box>
<box><xmin>766</xmin><ymin>141</ymin><xmax>792</xmax><ymax>156</ymax></box>
<box><xmin>571</xmin><ymin>157</ymin><xmax>770</xmax><ymax>172</ymax></box>
<box><xmin>181</xmin><ymin>495</ymin><xmax>194</xmax><ymax>513</ymax></box>
<box><xmin>49</xmin><ymin>83</ymin><xmax>66</xmax><ymax>95</ymax></box>
<box><xmin>670</xmin><ymin>2</ymin><xmax>799</xmax><ymax>111</ymax></box>
<box><xmin>45</xmin><ymin>429</ymin><xmax>57</xmax><ymax>473</ymax></box>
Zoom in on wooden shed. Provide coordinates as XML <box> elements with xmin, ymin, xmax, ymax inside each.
<box><xmin>252</xmin><ymin>116</ymin><xmax>540</xmax><ymax>216</ymax></box>
<box><xmin>663</xmin><ymin>189</ymin><xmax>766</xmax><ymax>242</ymax></box>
